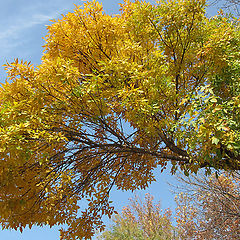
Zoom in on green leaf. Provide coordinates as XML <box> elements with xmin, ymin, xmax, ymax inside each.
<box><xmin>210</xmin><ymin>98</ymin><xmax>217</xmax><ymax>103</ymax></box>
<box><xmin>212</xmin><ymin>136</ymin><xmax>219</xmax><ymax>145</ymax></box>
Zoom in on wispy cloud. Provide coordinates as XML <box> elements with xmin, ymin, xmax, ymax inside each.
<box><xmin>0</xmin><ymin>0</ymin><xmax>77</xmax><ymax>70</ymax></box>
<box><xmin>0</xmin><ymin>0</ymin><xmax>92</xmax><ymax>51</ymax></box>
<box><xmin>0</xmin><ymin>11</ymin><xmax>61</xmax><ymax>41</ymax></box>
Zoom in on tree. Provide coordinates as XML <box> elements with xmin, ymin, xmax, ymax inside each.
<box><xmin>175</xmin><ymin>172</ymin><xmax>240</xmax><ymax>239</ymax></box>
<box><xmin>0</xmin><ymin>0</ymin><xmax>239</xmax><ymax>238</ymax></box>
<box><xmin>98</xmin><ymin>193</ymin><xmax>180</xmax><ymax>240</ymax></box>
<box><xmin>99</xmin><ymin>173</ymin><xmax>240</xmax><ymax>240</ymax></box>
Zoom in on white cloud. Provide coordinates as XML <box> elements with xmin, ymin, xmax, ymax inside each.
<box><xmin>0</xmin><ymin>0</ymin><xmax>87</xmax><ymax>65</ymax></box>
<box><xmin>0</xmin><ymin>1</ymin><xmax>74</xmax><ymax>66</ymax></box>
<box><xmin>33</xmin><ymin>13</ymin><xmax>55</xmax><ymax>23</ymax></box>
<box><xmin>0</xmin><ymin>0</ymin><xmax>86</xmax><ymax>48</ymax></box>
<box><xmin>0</xmin><ymin>11</ymin><xmax>61</xmax><ymax>41</ymax></box>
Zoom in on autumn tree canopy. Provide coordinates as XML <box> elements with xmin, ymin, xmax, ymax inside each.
<box><xmin>99</xmin><ymin>173</ymin><xmax>240</xmax><ymax>240</ymax></box>
<box><xmin>98</xmin><ymin>193</ymin><xmax>180</xmax><ymax>240</ymax></box>
<box><xmin>0</xmin><ymin>0</ymin><xmax>239</xmax><ymax>239</ymax></box>
<box><xmin>175</xmin><ymin>172</ymin><xmax>240</xmax><ymax>239</ymax></box>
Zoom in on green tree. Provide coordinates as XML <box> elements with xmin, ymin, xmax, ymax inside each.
<box><xmin>0</xmin><ymin>0</ymin><xmax>239</xmax><ymax>239</ymax></box>
<box><xmin>98</xmin><ymin>194</ymin><xmax>180</xmax><ymax>240</ymax></box>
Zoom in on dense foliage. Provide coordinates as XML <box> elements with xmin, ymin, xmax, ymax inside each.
<box><xmin>0</xmin><ymin>0</ymin><xmax>239</xmax><ymax>238</ymax></box>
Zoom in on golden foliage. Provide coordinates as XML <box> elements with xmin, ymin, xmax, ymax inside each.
<box><xmin>0</xmin><ymin>0</ymin><xmax>239</xmax><ymax>238</ymax></box>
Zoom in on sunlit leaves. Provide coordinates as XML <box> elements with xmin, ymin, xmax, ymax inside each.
<box><xmin>0</xmin><ymin>0</ymin><xmax>239</xmax><ymax>239</ymax></box>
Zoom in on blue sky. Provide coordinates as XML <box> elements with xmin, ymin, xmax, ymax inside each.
<box><xmin>0</xmin><ymin>0</ymin><xmax>221</xmax><ymax>239</ymax></box>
